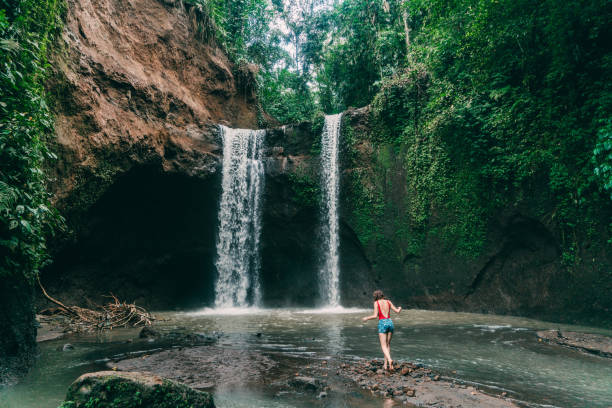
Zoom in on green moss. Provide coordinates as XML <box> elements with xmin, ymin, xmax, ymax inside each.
<box><xmin>288</xmin><ymin>167</ymin><xmax>320</xmax><ymax>209</ymax></box>
<box><xmin>309</xmin><ymin>111</ymin><xmax>325</xmax><ymax>155</ymax></box>
<box><xmin>60</xmin><ymin>375</ymin><xmax>214</xmax><ymax>408</ymax></box>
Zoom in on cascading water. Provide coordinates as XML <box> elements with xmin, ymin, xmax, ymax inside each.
<box><xmin>214</xmin><ymin>126</ymin><xmax>265</xmax><ymax>308</ymax></box>
<box><xmin>319</xmin><ymin>113</ymin><xmax>342</xmax><ymax>307</ymax></box>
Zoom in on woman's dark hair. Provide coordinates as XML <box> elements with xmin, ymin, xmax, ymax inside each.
<box><xmin>373</xmin><ymin>290</ymin><xmax>385</xmax><ymax>301</ymax></box>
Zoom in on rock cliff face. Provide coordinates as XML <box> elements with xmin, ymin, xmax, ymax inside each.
<box><xmin>48</xmin><ymin>0</ymin><xmax>258</xmax><ymax>215</ymax></box>
<box><xmin>339</xmin><ymin>107</ymin><xmax>612</xmax><ymax>327</ymax></box>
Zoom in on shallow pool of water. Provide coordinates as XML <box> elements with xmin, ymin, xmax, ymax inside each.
<box><xmin>1</xmin><ymin>309</ymin><xmax>611</xmax><ymax>408</ymax></box>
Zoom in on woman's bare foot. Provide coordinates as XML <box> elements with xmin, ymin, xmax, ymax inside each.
<box><xmin>388</xmin><ymin>360</ymin><xmax>395</xmax><ymax>371</ymax></box>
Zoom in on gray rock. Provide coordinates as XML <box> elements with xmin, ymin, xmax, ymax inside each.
<box><xmin>288</xmin><ymin>376</ymin><xmax>326</xmax><ymax>393</ymax></box>
<box><xmin>138</xmin><ymin>326</ymin><xmax>160</xmax><ymax>339</ymax></box>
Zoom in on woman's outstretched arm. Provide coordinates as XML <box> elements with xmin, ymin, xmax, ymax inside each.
<box><xmin>389</xmin><ymin>301</ymin><xmax>402</xmax><ymax>314</ymax></box>
<box><xmin>362</xmin><ymin>302</ymin><xmax>378</xmax><ymax>321</ymax></box>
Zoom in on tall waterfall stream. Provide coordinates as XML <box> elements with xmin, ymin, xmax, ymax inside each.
<box><xmin>319</xmin><ymin>113</ymin><xmax>342</xmax><ymax>307</ymax></box>
<box><xmin>214</xmin><ymin>126</ymin><xmax>265</xmax><ymax>308</ymax></box>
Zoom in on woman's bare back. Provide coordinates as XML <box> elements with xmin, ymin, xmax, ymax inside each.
<box><xmin>377</xmin><ymin>299</ymin><xmax>390</xmax><ymax>317</ymax></box>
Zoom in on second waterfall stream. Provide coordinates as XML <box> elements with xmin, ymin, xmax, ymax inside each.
<box><xmin>319</xmin><ymin>113</ymin><xmax>342</xmax><ymax>307</ymax></box>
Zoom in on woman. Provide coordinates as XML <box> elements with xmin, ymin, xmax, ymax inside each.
<box><xmin>362</xmin><ymin>290</ymin><xmax>402</xmax><ymax>370</ymax></box>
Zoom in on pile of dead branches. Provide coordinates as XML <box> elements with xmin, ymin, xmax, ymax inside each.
<box><xmin>38</xmin><ymin>277</ymin><xmax>154</xmax><ymax>332</ymax></box>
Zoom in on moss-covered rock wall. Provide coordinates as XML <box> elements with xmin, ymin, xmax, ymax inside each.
<box><xmin>337</xmin><ymin>92</ymin><xmax>612</xmax><ymax>327</ymax></box>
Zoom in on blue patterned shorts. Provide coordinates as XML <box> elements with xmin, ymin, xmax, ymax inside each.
<box><xmin>378</xmin><ymin>318</ymin><xmax>394</xmax><ymax>334</ymax></box>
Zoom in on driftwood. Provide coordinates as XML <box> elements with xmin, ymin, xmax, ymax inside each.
<box><xmin>38</xmin><ymin>277</ymin><xmax>154</xmax><ymax>332</ymax></box>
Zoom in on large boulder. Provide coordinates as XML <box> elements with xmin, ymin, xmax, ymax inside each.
<box><xmin>58</xmin><ymin>371</ymin><xmax>215</xmax><ymax>408</ymax></box>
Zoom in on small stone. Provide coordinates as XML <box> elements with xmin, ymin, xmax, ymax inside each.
<box><xmin>318</xmin><ymin>392</ymin><xmax>327</xmax><ymax>399</ymax></box>
<box><xmin>501</xmin><ymin>392</ymin><xmax>508</xmax><ymax>397</ymax></box>
<box><xmin>372</xmin><ymin>384</ymin><xmax>379</xmax><ymax>391</ymax></box>
<box><xmin>400</xmin><ymin>367</ymin><xmax>410</xmax><ymax>376</ymax></box>
<box><xmin>288</xmin><ymin>376</ymin><xmax>326</xmax><ymax>393</ymax></box>
<box><xmin>62</xmin><ymin>343</ymin><xmax>74</xmax><ymax>351</ymax></box>
<box><xmin>406</xmin><ymin>389</ymin><xmax>415</xmax><ymax>397</ymax></box>
<box><xmin>322</xmin><ymin>360</ymin><xmax>327</xmax><ymax>365</ymax></box>
<box><xmin>138</xmin><ymin>326</ymin><xmax>160</xmax><ymax>339</ymax></box>
<box><xmin>433</xmin><ymin>375</ymin><xmax>440</xmax><ymax>381</ymax></box>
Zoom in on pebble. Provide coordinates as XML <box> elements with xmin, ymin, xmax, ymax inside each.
<box><xmin>62</xmin><ymin>343</ymin><xmax>74</xmax><ymax>351</ymax></box>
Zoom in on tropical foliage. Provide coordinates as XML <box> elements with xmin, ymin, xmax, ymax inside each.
<box><xmin>0</xmin><ymin>0</ymin><xmax>64</xmax><ymax>280</ymax></box>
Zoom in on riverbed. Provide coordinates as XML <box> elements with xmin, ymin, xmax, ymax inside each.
<box><xmin>1</xmin><ymin>309</ymin><xmax>611</xmax><ymax>407</ymax></box>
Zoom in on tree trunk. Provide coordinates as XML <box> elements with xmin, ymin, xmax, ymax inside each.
<box><xmin>402</xmin><ymin>8</ymin><xmax>411</xmax><ymax>61</ymax></box>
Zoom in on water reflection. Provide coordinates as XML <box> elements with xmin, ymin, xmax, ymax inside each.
<box><xmin>323</xmin><ymin>314</ymin><xmax>345</xmax><ymax>358</ymax></box>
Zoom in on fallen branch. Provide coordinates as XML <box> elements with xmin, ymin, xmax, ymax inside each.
<box><xmin>38</xmin><ymin>278</ymin><xmax>154</xmax><ymax>332</ymax></box>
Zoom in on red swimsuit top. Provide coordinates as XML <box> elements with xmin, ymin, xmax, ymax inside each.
<box><xmin>377</xmin><ymin>300</ymin><xmax>390</xmax><ymax>320</ymax></box>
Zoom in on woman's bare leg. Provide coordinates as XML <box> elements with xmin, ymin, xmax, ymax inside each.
<box><xmin>386</xmin><ymin>332</ymin><xmax>394</xmax><ymax>370</ymax></box>
<box><xmin>378</xmin><ymin>333</ymin><xmax>391</xmax><ymax>369</ymax></box>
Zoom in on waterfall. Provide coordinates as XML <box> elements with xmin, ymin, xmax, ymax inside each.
<box><xmin>214</xmin><ymin>126</ymin><xmax>265</xmax><ymax>308</ymax></box>
<box><xmin>319</xmin><ymin>113</ymin><xmax>342</xmax><ymax>307</ymax></box>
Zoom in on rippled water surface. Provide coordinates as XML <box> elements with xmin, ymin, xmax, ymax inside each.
<box><xmin>1</xmin><ymin>309</ymin><xmax>611</xmax><ymax>408</ymax></box>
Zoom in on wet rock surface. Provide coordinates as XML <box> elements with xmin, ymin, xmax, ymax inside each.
<box><xmin>329</xmin><ymin>359</ymin><xmax>518</xmax><ymax>407</ymax></box>
<box><xmin>109</xmin><ymin>346</ymin><xmax>276</xmax><ymax>391</ymax></box>
<box><xmin>35</xmin><ymin>313</ymin><xmax>67</xmax><ymax>342</ymax></box>
<box><xmin>288</xmin><ymin>376</ymin><xmax>326</xmax><ymax>393</ymax></box>
<box><xmin>58</xmin><ymin>371</ymin><xmax>215</xmax><ymax>408</ymax></box>
<box><xmin>537</xmin><ymin>330</ymin><xmax>612</xmax><ymax>358</ymax></box>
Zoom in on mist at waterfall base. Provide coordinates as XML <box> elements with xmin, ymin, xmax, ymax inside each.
<box><xmin>211</xmin><ymin>116</ymin><xmax>345</xmax><ymax>312</ymax></box>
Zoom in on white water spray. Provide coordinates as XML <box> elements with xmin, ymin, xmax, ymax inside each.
<box><xmin>319</xmin><ymin>113</ymin><xmax>342</xmax><ymax>307</ymax></box>
<box><xmin>214</xmin><ymin>126</ymin><xmax>265</xmax><ymax>308</ymax></box>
